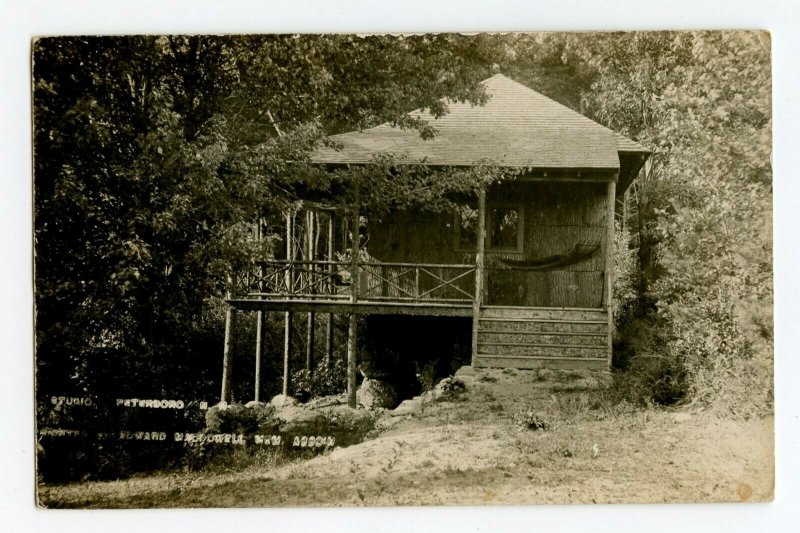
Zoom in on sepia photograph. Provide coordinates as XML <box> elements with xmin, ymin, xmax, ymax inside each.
<box><xmin>30</xmin><ymin>29</ymin><xmax>775</xmax><ymax>510</ymax></box>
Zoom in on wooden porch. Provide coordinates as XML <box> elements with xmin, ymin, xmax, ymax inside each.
<box><xmin>221</xmin><ymin>182</ymin><xmax>617</xmax><ymax>408</ymax></box>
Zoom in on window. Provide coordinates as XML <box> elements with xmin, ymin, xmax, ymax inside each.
<box><xmin>454</xmin><ymin>204</ymin><xmax>524</xmax><ymax>253</ymax></box>
<box><xmin>454</xmin><ymin>205</ymin><xmax>479</xmax><ymax>251</ymax></box>
<box><xmin>488</xmin><ymin>206</ymin><xmax>523</xmax><ymax>252</ymax></box>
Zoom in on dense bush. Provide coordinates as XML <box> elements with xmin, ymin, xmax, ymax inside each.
<box><xmin>291</xmin><ymin>356</ymin><xmax>348</xmax><ymax>402</ymax></box>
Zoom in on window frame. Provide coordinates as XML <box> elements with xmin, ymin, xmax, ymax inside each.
<box><xmin>453</xmin><ymin>203</ymin><xmax>525</xmax><ymax>253</ymax></box>
<box><xmin>486</xmin><ymin>203</ymin><xmax>525</xmax><ymax>253</ymax></box>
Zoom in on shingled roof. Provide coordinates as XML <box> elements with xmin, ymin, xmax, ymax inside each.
<box><xmin>312</xmin><ymin>73</ymin><xmax>649</xmax><ymax>169</ymax></box>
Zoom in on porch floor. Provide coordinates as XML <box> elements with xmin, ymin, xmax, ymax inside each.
<box><xmin>226</xmin><ymin>297</ymin><xmax>473</xmax><ymax>317</ymax></box>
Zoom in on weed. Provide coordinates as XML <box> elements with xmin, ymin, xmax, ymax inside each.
<box><xmin>513</xmin><ymin>409</ymin><xmax>550</xmax><ymax>431</ymax></box>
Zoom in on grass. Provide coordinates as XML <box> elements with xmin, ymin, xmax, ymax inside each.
<box><xmin>37</xmin><ymin>367</ymin><xmax>774</xmax><ymax>508</ymax></box>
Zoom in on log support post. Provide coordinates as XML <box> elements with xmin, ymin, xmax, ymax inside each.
<box><xmin>325</xmin><ymin>211</ymin><xmax>335</xmax><ymax>366</ymax></box>
<box><xmin>306</xmin><ymin>210</ymin><xmax>316</xmax><ymax>372</ymax></box>
<box><xmin>471</xmin><ymin>187</ymin><xmax>487</xmax><ymax>367</ymax></box>
<box><xmin>221</xmin><ymin>288</ymin><xmax>236</xmax><ymax>404</ymax></box>
<box><xmin>254</xmin><ymin>218</ymin><xmax>265</xmax><ymax>403</ymax></box>
<box><xmin>604</xmin><ymin>179</ymin><xmax>617</xmax><ymax>370</ymax></box>
<box><xmin>283</xmin><ymin>209</ymin><xmax>294</xmax><ymax>396</ymax></box>
<box><xmin>347</xmin><ymin>190</ymin><xmax>360</xmax><ymax>408</ymax></box>
<box><xmin>254</xmin><ymin>310</ymin><xmax>264</xmax><ymax>402</ymax></box>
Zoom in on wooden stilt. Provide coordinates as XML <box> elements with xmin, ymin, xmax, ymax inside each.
<box><xmin>283</xmin><ymin>209</ymin><xmax>294</xmax><ymax>397</ymax></box>
<box><xmin>254</xmin><ymin>310</ymin><xmax>264</xmax><ymax>402</ymax></box>
<box><xmin>605</xmin><ymin>179</ymin><xmax>617</xmax><ymax>371</ymax></box>
<box><xmin>325</xmin><ymin>211</ymin><xmax>335</xmax><ymax>366</ymax></box>
<box><xmin>254</xmin><ymin>218</ymin><xmax>265</xmax><ymax>402</ymax></box>
<box><xmin>283</xmin><ymin>312</ymin><xmax>292</xmax><ymax>396</ymax></box>
<box><xmin>471</xmin><ymin>188</ymin><xmax>487</xmax><ymax>367</ymax></box>
<box><xmin>221</xmin><ymin>301</ymin><xmax>236</xmax><ymax>404</ymax></box>
<box><xmin>306</xmin><ymin>210</ymin><xmax>316</xmax><ymax>372</ymax></box>
<box><xmin>347</xmin><ymin>314</ymin><xmax>357</xmax><ymax>407</ymax></box>
<box><xmin>347</xmin><ymin>190</ymin><xmax>360</xmax><ymax>408</ymax></box>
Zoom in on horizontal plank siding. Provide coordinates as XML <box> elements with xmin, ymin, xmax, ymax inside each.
<box><xmin>474</xmin><ymin>355</ymin><xmax>609</xmax><ymax>370</ymax></box>
<box><xmin>475</xmin><ymin>305</ymin><xmax>612</xmax><ymax>370</ymax></box>
<box><xmin>480</xmin><ymin>306</ymin><xmax>606</xmax><ymax>321</ymax></box>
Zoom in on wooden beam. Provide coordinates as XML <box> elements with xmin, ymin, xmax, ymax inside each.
<box><xmin>471</xmin><ymin>187</ymin><xmax>487</xmax><ymax>367</ymax></box>
<box><xmin>474</xmin><ymin>355</ymin><xmax>608</xmax><ymax>370</ymax></box>
<box><xmin>604</xmin><ymin>179</ymin><xmax>617</xmax><ymax>370</ymax></box>
<box><xmin>347</xmin><ymin>188</ymin><xmax>360</xmax><ymax>408</ymax></box>
<box><xmin>228</xmin><ymin>298</ymin><xmax>473</xmax><ymax>316</ymax></box>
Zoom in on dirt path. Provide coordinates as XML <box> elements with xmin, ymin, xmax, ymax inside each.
<box><xmin>38</xmin><ymin>368</ymin><xmax>773</xmax><ymax>508</ymax></box>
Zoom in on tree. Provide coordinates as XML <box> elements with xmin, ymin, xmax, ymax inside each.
<box><xmin>33</xmin><ymin>34</ymin><xmax>510</xmax><ymax>409</ymax></box>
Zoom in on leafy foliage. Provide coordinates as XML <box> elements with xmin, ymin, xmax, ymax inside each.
<box><xmin>578</xmin><ymin>31</ymin><xmax>772</xmax><ymax>415</ymax></box>
<box><xmin>291</xmin><ymin>357</ymin><xmax>348</xmax><ymax>402</ymax></box>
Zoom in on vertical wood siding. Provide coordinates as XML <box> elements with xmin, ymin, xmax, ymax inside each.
<box><xmin>367</xmin><ymin>181</ymin><xmax>609</xmax><ymax>308</ymax></box>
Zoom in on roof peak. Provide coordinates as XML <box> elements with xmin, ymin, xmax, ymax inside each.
<box><xmin>312</xmin><ymin>72</ymin><xmax>648</xmax><ymax>169</ymax></box>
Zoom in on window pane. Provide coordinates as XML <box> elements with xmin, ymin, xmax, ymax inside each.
<box><xmin>490</xmin><ymin>208</ymin><xmax>519</xmax><ymax>249</ymax></box>
<box><xmin>457</xmin><ymin>205</ymin><xmax>478</xmax><ymax>250</ymax></box>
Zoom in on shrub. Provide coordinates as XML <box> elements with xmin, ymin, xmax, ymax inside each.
<box><xmin>611</xmin><ymin>311</ymin><xmax>687</xmax><ymax>407</ymax></box>
<box><xmin>435</xmin><ymin>376</ymin><xmax>467</xmax><ymax>402</ymax></box>
<box><xmin>292</xmin><ymin>357</ymin><xmax>347</xmax><ymax>402</ymax></box>
<box><xmin>665</xmin><ymin>295</ymin><xmax>772</xmax><ymax>417</ymax></box>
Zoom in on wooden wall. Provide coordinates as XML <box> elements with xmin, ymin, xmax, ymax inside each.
<box><xmin>366</xmin><ymin>181</ymin><xmax>610</xmax><ymax>308</ymax></box>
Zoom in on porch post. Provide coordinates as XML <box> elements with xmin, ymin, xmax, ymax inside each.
<box><xmin>306</xmin><ymin>210</ymin><xmax>316</xmax><ymax>373</ymax></box>
<box><xmin>325</xmin><ymin>211</ymin><xmax>335</xmax><ymax>366</ymax></box>
<box><xmin>254</xmin><ymin>219</ymin><xmax>265</xmax><ymax>402</ymax></box>
<box><xmin>471</xmin><ymin>187</ymin><xmax>487</xmax><ymax>367</ymax></box>
<box><xmin>254</xmin><ymin>310</ymin><xmax>264</xmax><ymax>402</ymax></box>
<box><xmin>347</xmin><ymin>188</ymin><xmax>360</xmax><ymax>408</ymax></box>
<box><xmin>282</xmin><ymin>209</ymin><xmax>294</xmax><ymax>396</ymax></box>
<box><xmin>605</xmin><ymin>179</ymin><xmax>617</xmax><ymax>370</ymax></box>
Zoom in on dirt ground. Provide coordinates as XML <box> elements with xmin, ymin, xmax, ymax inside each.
<box><xmin>38</xmin><ymin>367</ymin><xmax>774</xmax><ymax>508</ymax></box>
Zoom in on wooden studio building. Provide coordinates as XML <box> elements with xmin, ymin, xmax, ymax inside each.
<box><xmin>222</xmin><ymin>74</ymin><xmax>651</xmax><ymax>407</ymax></box>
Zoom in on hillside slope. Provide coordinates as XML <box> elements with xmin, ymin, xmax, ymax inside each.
<box><xmin>39</xmin><ymin>368</ymin><xmax>773</xmax><ymax>508</ymax></box>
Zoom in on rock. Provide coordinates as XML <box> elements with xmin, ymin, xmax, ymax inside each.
<box><xmin>304</xmin><ymin>393</ymin><xmax>347</xmax><ymax>410</ymax></box>
<box><xmin>270</xmin><ymin>394</ymin><xmax>299</xmax><ymax>408</ymax></box>
<box><xmin>274</xmin><ymin>405</ymin><xmax>327</xmax><ymax>434</ymax></box>
<box><xmin>390</xmin><ymin>399</ymin><xmax>418</xmax><ymax>417</ymax></box>
<box><xmin>321</xmin><ymin>405</ymin><xmax>374</xmax><ymax>430</ymax></box>
<box><xmin>454</xmin><ymin>365</ymin><xmax>476</xmax><ymax>378</ymax></box>
<box><xmin>357</xmin><ymin>378</ymin><xmax>398</xmax><ymax>409</ymax></box>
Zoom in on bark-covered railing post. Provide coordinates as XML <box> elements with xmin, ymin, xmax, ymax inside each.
<box><xmin>604</xmin><ymin>178</ymin><xmax>617</xmax><ymax>370</ymax></box>
<box><xmin>347</xmin><ymin>187</ymin><xmax>361</xmax><ymax>408</ymax></box>
<box><xmin>471</xmin><ymin>187</ymin><xmax>487</xmax><ymax>367</ymax></box>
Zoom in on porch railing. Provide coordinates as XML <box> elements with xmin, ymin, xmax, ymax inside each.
<box><xmin>238</xmin><ymin>260</ymin><xmax>477</xmax><ymax>304</ymax></box>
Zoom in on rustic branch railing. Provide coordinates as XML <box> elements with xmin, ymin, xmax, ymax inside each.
<box><xmin>238</xmin><ymin>260</ymin><xmax>477</xmax><ymax>303</ymax></box>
